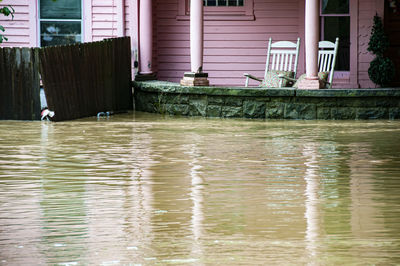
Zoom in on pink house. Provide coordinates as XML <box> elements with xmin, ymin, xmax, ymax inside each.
<box><xmin>1</xmin><ymin>0</ymin><xmax>399</xmax><ymax>88</ymax></box>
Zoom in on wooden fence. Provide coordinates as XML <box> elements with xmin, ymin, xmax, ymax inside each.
<box><xmin>0</xmin><ymin>47</ymin><xmax>41</xmax><ymax>120</ymax></box>
<box><xmin>39</xmin><ymin>37</ymin><xmax>133</xmax><ymax>121</ymax></box>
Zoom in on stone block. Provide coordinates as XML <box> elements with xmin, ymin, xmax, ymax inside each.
<box><xmin>166</xmin><ymin>104</ymin><xmax>190</xmax><ymax>116</ymax></box>
<box><xmin>295</xmin><ymin>97</ymin><xmax>337</xmax><ymax>107</ymax></box>
<box><xmin>207</xmin><ymin>105</ymin><xmax>222</xmax><ymax>117</ymax></box>
<box><xmin>243</xmin><ymin>100</ymin><xmax>266</xmax><ymax>118</ymax></box>
<box><xmin>337</xmin><ymin>97</ymin><xmax>374</xmax><ymax>107</ymax></box>
<box><xmin>222</xmin><ymin>106</ymin><xmax>242</xmax><ymax>117</ymax></box>
<box><xmin>225</xmin><ymin>96</ymin><xmax>242</xmax><ymax>107</ymax></box>
<box><xmin>189</xmin><ymin>96</ymin><xmax>208</xmax><ymax>117</ymax></box>
<box><xmin>284</xmin><ymin>103</ymin><xmax>316</xmax><ymax>120</ymax></box>
<box><xmin>135</xmin><ymin>92</ymin><xmax>159</xmax><ymax>113</ymax></box>
<box><xmin>265</xmin><ymin>102</ymin><xmax>285</xmax><ymax>119</ymax></box>
<box><xmin>331</xmin><ymin>107</ymin><xmax>356</xmax><ymax>120</ymax></box>
<box><xmin>208</xmin><ymin>96</ymin><xmax>224</xmax><ymax>105</ymax></box>
<box><xmin>375</xmin><ymin>97</ymin><xmax>400</xmax><ymax>108</ymax></box>
<box><xmin>356</xmin><ymin>108</ymin><xmax>388</xmax><ymax>119</ymax></box>
<box><xmin>317</xmin><ymin>107</ymin><xmax>331</xmax><ymax>119</ymax></box>
<box><xmin>389</xmin><ymin>108</ymin><xmax>400</xmax><ymax>119</ymax></box>
<box><xmin>165</xmin><ymin>94</ymin><xmax>189</xmax><ymax>104</ymax></box>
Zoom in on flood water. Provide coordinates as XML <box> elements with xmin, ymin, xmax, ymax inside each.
<box><xmin>1</xmin><ymin>112</ymin><xmax>400</xmax><ymax>265</ymax></box>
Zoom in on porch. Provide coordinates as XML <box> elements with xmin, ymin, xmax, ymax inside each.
<box><xmin>134</xmin><ymin>80</ymin><xmax>400</xmax><ymax>120</ymax></box>
<box><xmin>134</xmin><ymin>0</ymin><xmax>390</xmax><ymax>89</ymax></box>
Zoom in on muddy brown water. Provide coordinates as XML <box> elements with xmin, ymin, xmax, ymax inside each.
<box><xmin>1</xmin><ymin>112</ymin><xmax>400</xmax><ymax>265</ymax></box>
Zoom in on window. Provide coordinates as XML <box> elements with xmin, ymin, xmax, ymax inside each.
<box><xmin>39</xmin><ymin>0</ymin><xmax>82</xmax><ymax>47</ymax></box>
<box><xmin>177</xmin><ymin>0</ymin><xmax>254</xmax><ymax>21</ymax></box>
<box><xmin>320</xmin><ymin>0</ymin><xmax>350</xmax><ymax>71</ymax></box>
<box><xmin>203</xmin><ymin>0</ymin><xmax>244</xmax><ymax>6</ymax></box>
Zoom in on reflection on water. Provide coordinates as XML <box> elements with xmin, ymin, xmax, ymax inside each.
<box><xmin>1</xmin><ymin>112</ymin><xmax>400</xmax><ymax>265</ymax></box>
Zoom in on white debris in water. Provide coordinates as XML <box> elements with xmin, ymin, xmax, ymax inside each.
<box><xmin>54</xmin><ymin>243</ymin><xmax>66</xmax><ymax>247</ymax></box>
<box><xmin>126</xmin><ymin>246</ymin><xmax>138</xmax><ymax>250</ymax></box>
<box><xmin>58</xmin><ymin>262</ymin><xmax>78</xmax><ymax>266</ymax></box>
<box><xmin>154</xmin><ymin>210</ymin><xmax>168</xmax><ymax>214</ymax></box>
<box><xmin>101</xmin><ymin>260</ymin><xmax>120</xmax><ymax>266</ymax></box>
<box><xmin>162</xmin><ymin>258</ymin><xmax>199</xmax><ymax>263</ymax></box>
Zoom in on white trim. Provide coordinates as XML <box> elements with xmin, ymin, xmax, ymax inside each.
<box><xmin>116</xmin><ymin>0</ymin><xmax>125</xmax><ymax>37</ymax></box>
<box><xmin>177</xmin><ymin>0</ymin><xmax>254</xmax><ymax>21</ymax></box>
<box><xmin>84</xmin><ymin>0</ymin><xmax>92</xmax><ymax>42</ymax></box>
<box><xmin>40</xmin><ymin>19</ymin><xmax>82</xmax><ymax>22</ymax></box>
<box><xmin>129</xmin><ymin>0</ymin><xmax>139</xmax><ymax>77</ymax></box>
<box><xmin>29</xmin><ymin>2</ymin><xmax>38</xmax><ymax>47</ymax></box>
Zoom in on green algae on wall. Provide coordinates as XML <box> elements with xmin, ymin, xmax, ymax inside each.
<box><xmin>133</xmin><ymin>81</ymin><xmax>400</xmax><ymax>120</ymax></box>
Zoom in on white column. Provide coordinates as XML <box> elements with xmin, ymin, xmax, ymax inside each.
<box><xmin>305</xmin><ymin>0</ymin><xmax>319</xmax><ymax>79</ymax></box>
<box><xmin>190</xmin><ymin>0</ymin><xmax>204</xmax><ymax>73</ymax></box>
<box><xmin>139</xmin><ymin>0</ymin><xmax>153</xmax><ymax>75</ymax></box>
<box><xmin>180</xmin><ymin>0</ymin><xmax>209</xmax><ymax>86</ymax></box>
<box><xmin>299</xmin><ymin>0</ymin><xmax>321</xmax><ymax>89</ymax></box>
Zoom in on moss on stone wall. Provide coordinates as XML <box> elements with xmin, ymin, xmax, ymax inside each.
<box><xmin>133</xmin><ymin>81</ymin><xmax>400</xmax><ymax>120</ymax></box>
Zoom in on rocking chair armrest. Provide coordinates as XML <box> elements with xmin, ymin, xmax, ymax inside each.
<box><xmin>243</xmin><ymin>73</ymin><xmax>262</xmax><ymax>82</ymax></box>
<box><xmin>278</xmin><ymin>74</ymin><xmax>296</xmax><ymax>83</ymax></box>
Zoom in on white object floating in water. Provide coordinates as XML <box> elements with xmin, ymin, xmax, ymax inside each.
<box><xmin>41</xmin><ymin>108</ymin><xmax>55</xmax><ymax>121</ymax></box>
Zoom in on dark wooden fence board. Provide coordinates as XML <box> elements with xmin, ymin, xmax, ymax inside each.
<box><xmin>39</xmin><ymin>37</ymin><xmax>133</xmax><ymax>122</ymax></box>
<box><xmin>0</xmin><ymin>47</ymin><xmax>41</xmax><ymax>120</ymax></box>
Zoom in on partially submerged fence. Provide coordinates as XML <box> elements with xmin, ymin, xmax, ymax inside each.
<box><xmin>0</xmin><ymin>37</ymin><xmax>132</xmax><ymax>121</ymax></box>
<box><xmin>39</xmin><ymin>37</ymin><xmax>133</xmax><ymax>121</ymax></box>
<box><xmin>0</xmin><ymin>48</ymin><xmax>41</xmax><ymax>120</ymax></box>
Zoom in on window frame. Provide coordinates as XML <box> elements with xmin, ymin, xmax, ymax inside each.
<box><xmin>319</xmin><ymin>0</ymin><xmax>358</xmax><ymax>86</ymax></box>
<box><xmin>38</xmin><ymin>0</ymin><xmax>84</xmax><ymax>47</ymax></box>
<box><xmin>176</xmin><ymin>0</ymin><xmax>254</xmax><ymax>21</ymax></box>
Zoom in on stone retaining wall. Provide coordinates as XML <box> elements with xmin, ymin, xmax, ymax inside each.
<box><xmin>133</xmin><ymin>81</ymin><xmax>400</xmax><ymax>120</ymax></box>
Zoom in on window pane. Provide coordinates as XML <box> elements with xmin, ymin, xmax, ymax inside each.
<box><xmin>203</xmin><ymin>0</ymin><xmax>244</xmax><ymax>6</ymax></box>
<box><xmin>218</xmin><ymin>0</ymin><xmax>227</xmax><ymax>6</ymax></box>
<box><xmin>322</xmin><ymin>0</ymin><xmax>349</xmax><ymax>14</ymax></box>
<box><xmin>323</xmin><ymin>16</ymin><xmax>350</xmax><ymax>71</ymax></box>
<box><xmin>206</xmin><ymin>0</ymin><xmax>217</xmax><ymax>6</ymax></box>
<box><xmin>40</xmin><ymin>21</ymin><xmax>81</xmax><ymax>47</ymax></box>
<box><xmin>40</xmin><ymin>0</ymin><xmax>81</xmax><ymax>19</ymax></box>
<box><xmin>228</xmin><ymin>0</ymin><xmax>237</xmax><ymax>6</ymax></box>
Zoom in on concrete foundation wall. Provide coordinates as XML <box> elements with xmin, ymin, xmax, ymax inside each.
<box><xmin>134</xmin><ymin>81</ymin><xmax>400</xmax><ymax>120</ymax></box>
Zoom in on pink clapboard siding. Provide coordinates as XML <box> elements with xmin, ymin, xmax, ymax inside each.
<box><xmin>0</xmin><ymin>0</ymin><xmax>34</xmax><ymax>47</ymax></box>
<box><xmin>154</xmin><ymin>0</ymin><xmax>383</xmax><ymax>88</ymax></box>
<box><xmin>0</xmin><ymin>0</ymin><xmax>131</xmax><ymax>47</ymax></box>
<box><xmin>0</xmin><ymin>0</ymin><xmax>384</xmax><ymax>88</ymax></box>
<box><xmin>155</xmin><ymin>0</ymin><xmax>302</xmax><ymax>87</ymax></box>
<box><xmin>91</xmin><ymin>0</ymin><xmax>130</xmax><ymax>41</ymax></box>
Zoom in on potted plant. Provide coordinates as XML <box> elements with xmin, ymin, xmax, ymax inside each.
<box><xmin>367</xmin><ymin>14</ymin><xmax>395</xmax><ymax>87</ymax></box>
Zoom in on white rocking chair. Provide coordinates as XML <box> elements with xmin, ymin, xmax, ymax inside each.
<box><xmin>283</xmin><ymin>37</ymin><xmax>339</xmax><ymax>89</ymax></box>
<box><xmin>244</xmin><ymin>37</ymin><xmax>301</xmax><ymax>87</ymax></box>
<box><xmin>318</xmin><ymin>37</ymin><xmax>339</xmax><ymax>89</ymax></box>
